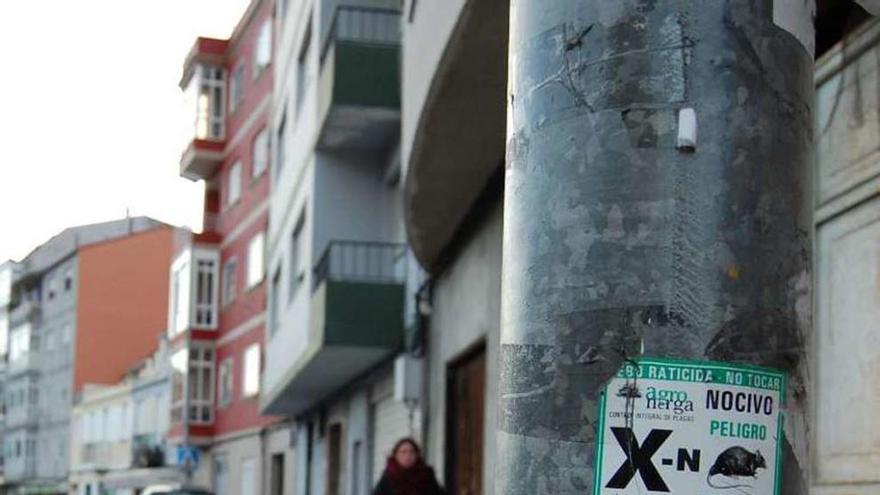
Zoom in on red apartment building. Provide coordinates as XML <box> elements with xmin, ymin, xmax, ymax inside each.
<box><xmin>167</xmin><ymin>1</ymin><xmax>294</xmax><ymax>494</ymax></box>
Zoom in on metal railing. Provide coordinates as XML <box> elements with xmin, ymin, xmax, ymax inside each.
<box><xmin>320</xmin><ymin>6</ymin><xmax>401</xmax><ymax>65</ymax></box>
<box><xmin>9</xmin><ymin>300</ymin><xmax>39</xmax><ymax>326</ymax></box>
<box><xmin>132</xmin><ymin>434</ymin><xmax>166</xmax><ymax>468</ymax></box>
<box><xmin>313</xmin><ymin>240</ymin><xmax>407</xmax><ymax>292</ymax></box>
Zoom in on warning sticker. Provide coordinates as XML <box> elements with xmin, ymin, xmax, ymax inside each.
<box><xmin>594</xmin><ymin>358</ymin><xmax>786</xmax><ymax>495</ymax></box>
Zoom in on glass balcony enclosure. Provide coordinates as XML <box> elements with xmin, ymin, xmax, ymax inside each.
<box><xmin>167</xmin><ymin>247</ymin><xmax>220</xmax><ymax>336</ymax></box>
<box><xmin>178</xmin><ymin>37</ymin><xmax>229</xmax><ymax>181</ymax></box>
<box><xmin>183</xmin><ymin>64</ymin><xmax>226</xmax><ymax>141</ymax></box>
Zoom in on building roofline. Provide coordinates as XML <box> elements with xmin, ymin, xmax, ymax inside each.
<box><xmin>13</xmin><ymin>217</ymin><xmax>174</xmax><ymax>285</ymax></box>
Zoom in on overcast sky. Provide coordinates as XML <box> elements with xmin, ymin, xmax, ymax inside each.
<box><xmin>0</xmin><ymin>0</ymin><xmax>252</xmax><ymax>262</ymax></box>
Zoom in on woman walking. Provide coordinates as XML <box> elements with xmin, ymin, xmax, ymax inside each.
<box><xmin>373</xmin><ymin>438</ymin><xmax>444</xmax><ymax>495</ymax></box>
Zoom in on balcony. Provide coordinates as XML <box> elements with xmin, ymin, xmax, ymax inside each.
<box><xmin>9</xmin><ymin>300</ymin><xmax>39</xmax><ymax>327</ymax></box>
<box><xmin>264</xmin><ymin>241</ymin><xmax>406</xmax><ymax>415</ymax></box>
<box><xmin>179</xmin><ymin>40</ymin><xmax>228</xmax><ymax>181</ymax></box>
<box><xmin>180</xmin><ymin>138</ymin><xmax>225</xmax><ymax>181</ymax></box>
<box><xmin>167</xmin><ymin>246</ymin><xmax>220</xmax><ymax>337</ymax></box>
<box><xmin>317</xmin><ymin>7</ymin><xmax>401</xmax><ymax>151</ymax></box>
<box><xmin>132</xmin><ymin>434</ymin><xmax>167</xmax><ymax>468</ymax></box>
<box><xmin>8</xmin><ymin>352</ymin><xmax>40</xmax><ymax>377</ymax></box>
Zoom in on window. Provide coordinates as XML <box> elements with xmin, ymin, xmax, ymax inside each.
<box><xmin>241</xmin><ymin>457</ymin><xmax>257</xmax><ymax>495</ymax></box>
<box><xmin>170</xmin><ymin>255</ymin><xmax>191</xmax><ymax>335</ymax></box>
<box><xmin>187</xmin><ymin>65</ymin><xmax>226</xmax><ymax>140</ymax></box>
<box><xmin>227</xmin><ymin>161</ymin><xmax>242</xmax><ymax>206</ymax></box>
<box><xmin>62</xmin><ymin>324</ymin><xmax>72</xmax><ymax>343</ymax></box>
<box><xmin>47</xmin><ymin>277</ymin><xmax>57</xmax><ymax>300</ymax></box>
<box><xmin>171</xmin><ymin>249</ymin><xmax>218</xmax><ymax>334</ymax></box>
<box><xmin>246</xmin><ymin>233</ymin><xmax>265</xmax><ymax>288</ymax></box>
<box><xmin>172</xmin><ymin>347</ymin><xmax>215</xmax><ymax>424</ymax></box>
<box><xmin>222</xmin><ymin>258</ymin><xmax>238</xmax><ymax>306</ymax></box>
<box><xmin>194</xmin><ymin>257</ymin><xmax>218</xmax><ymax>328</ymax></box>
<box><xmin>9</xmin><ymin>324</ymin><xmax>31</xmax><ymax>364</ymax></box>
<box><xmin>295</xmin><ymin>19</ymin><xmax>313</xmax><ymax>118</ymax></box>
<box><xmin>230</xmin><ymin>63</ymin><xmax>245</xmax><ymax>112</ymax></box>
<box><xmin>64</xmin><ymin>268</ymin><xmax>73</xmax><ymax>291</ymax></box>
<box><xmin>275</xmin><ymin>113</ymin><xmax>286</xmax><ymax>178</ymax></box>
<box><xmin>242</xmin><ymin>344</ymin><xmax>261</xmax><ymax>397</ymax></box>
<box><xmin>289</xmin><ymin>212</ymin><xmax>305</xmax><ymax>301</ymax></box>
<box><xmin>218</xmin><ymin>358</ymin><xmax>233</xmax><ymax>407</ymax></box>
<box><xmin>255</xmin><ymin>20</ymin><xmax>272</xmax><ymax>76</ymax></box>
<box><xmin>269</xmin><ymin>269</ymin><xmax>281</xmax><ymax>335</ymax></box>
<box><xmin>252</xmin><ymin>128</ymin><xmax>269</xmax><ymax>178</ymax></box>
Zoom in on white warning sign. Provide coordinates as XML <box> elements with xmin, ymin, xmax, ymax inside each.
<box><xmin>594</xmin><ymin>358</ymin><xmax>786</xmax><ymax>495</ymax></box>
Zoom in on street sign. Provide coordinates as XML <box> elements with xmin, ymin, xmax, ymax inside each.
<box><xmin>176</xmin><ymin>445</ymin><xmax>201</xmax><ymax>472</ymax></box>
<box><xmin>594</xmin><ymin>358</ymin><xmax>785</xmax><ymax>495</ymax></box>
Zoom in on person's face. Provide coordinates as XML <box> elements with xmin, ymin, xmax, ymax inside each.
<box><xmin>395</xmin><ymin>442</ymin><xmax>418</xmax><ymax>469</ymax></box>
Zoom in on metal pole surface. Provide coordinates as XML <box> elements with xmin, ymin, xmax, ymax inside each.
<box><xmin>500</xmin><ymin>1</ymin><xmax>814</xmax><ymax>493</ymax></box>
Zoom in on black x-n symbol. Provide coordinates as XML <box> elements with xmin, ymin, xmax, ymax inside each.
<box><xmin>606</xmin><ymin>428</ymin><xmax>672</xmax><ymax>492</ymax></box>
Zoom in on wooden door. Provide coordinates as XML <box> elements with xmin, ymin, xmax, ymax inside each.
<box><xmin>327</xmin><ymin>423</ymin><xmax>343</xmax><ymax>495</ymax></box>
<box><xmin>446</xmin><ymin>346</ymin><xmax>486</xmax><ymax>495</ymax></box>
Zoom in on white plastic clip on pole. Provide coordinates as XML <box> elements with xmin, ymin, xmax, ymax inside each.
<box><xmin>677</xmin><ymin>107</ymin><xmax>697</xmax><ymax>152</ymax></box>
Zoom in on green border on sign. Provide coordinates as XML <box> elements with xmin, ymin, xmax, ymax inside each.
<box><xmin>592</xmin><ymin>390</ymin><xmax>607</xmax><ymax>495</ymax></box>
<box><xmin>592</xmin><ymin>357</ymin><xmax>787</xmax><ymax>495</ymax></box>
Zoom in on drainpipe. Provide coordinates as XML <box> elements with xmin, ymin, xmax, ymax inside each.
<box><xmin>499</xmin><ymin>2</ymin><xmax>813</xmax><ymax>493</ymax></box>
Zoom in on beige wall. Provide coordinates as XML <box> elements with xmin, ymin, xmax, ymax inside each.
<box><xmin>207</xmin><ymin>427</ymin><xmax>295</xmax><ymax>495</ymax></box>
<box><xmin>812</xmin><ymin>18</ymin><xmax>880</xmax><ymax>495</ymax></box>
<box><xmin>425</xmin><ymin>201</ymin><xmax>502</xmax><ymax>494</ymax></box>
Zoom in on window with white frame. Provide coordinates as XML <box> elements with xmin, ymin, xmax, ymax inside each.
<box><xmin>190</xmin><ymin>347</ymin><xmax>215</xmax><ymax>423</ymax></box>
<box><xmin>227</xmin><ymin>161</ymin><xmax>242</xmax><ymax>206</ymax></box>
<box><xmin>246</xmin><ymin>233</ymin><xmax>265</xmax><ymax>288</ymax></box>
<box><xmin>188</xmin><ymin>65</ymin><xmax>226</xmax><ymax>140</ymax></box>
<box><xmin>218</xmin><ymin>358</ymin><xmax>234</xmax><ymax>407</ymax></box>
<box><xmin>242</xmin><ymin>344</ymin><xmax>261</xmax><ymax>397</ymax></box>
<box><xmin>230</xmin><ymin>63</ymin><xmax>245</xmax><ymax>112</ymax></box>
<box><xmin>171</xmin><ymin>347</ymin><xmax>215</xmax><ymax>425</ymax></box>
<box><xmin>170</xmin><ymin>254</ymin><xmax>191</xmax><ymax>335</ymax></box>
<box><xmin>255</xmin><ymin>20</ymin><xmax>272</xmax><ymax>76</ymax></box>
<box><xmin>222</xmin><ymin>258</ymin><xmax>238</xmax><ymax>306</ymax></box>
<box><xmin>252</xmin><ymin>128</ymin><xmax>269</xmax><ymax>178</ymax></box>
<box><xmin>194</xmin><ymin>256</ymin><xmax>219</xmax><ymax>328</ymax></box>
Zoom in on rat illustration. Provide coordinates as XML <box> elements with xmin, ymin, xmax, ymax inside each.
<box><xmin>706</xmin><ymin>446</ymin><xmax>766</xmax><ymax>491</ymax></box>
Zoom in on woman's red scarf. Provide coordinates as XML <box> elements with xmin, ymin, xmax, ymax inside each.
<box><xmin>385</xmin><ymin>457</ymin><xmax>431</xmax><ymax>495</ymax></box>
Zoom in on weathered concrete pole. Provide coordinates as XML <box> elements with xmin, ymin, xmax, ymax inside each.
<box><xmin>500</xmin><ymin>1</ymin><xmax>814</xmax><ymax>494</ymax></box>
